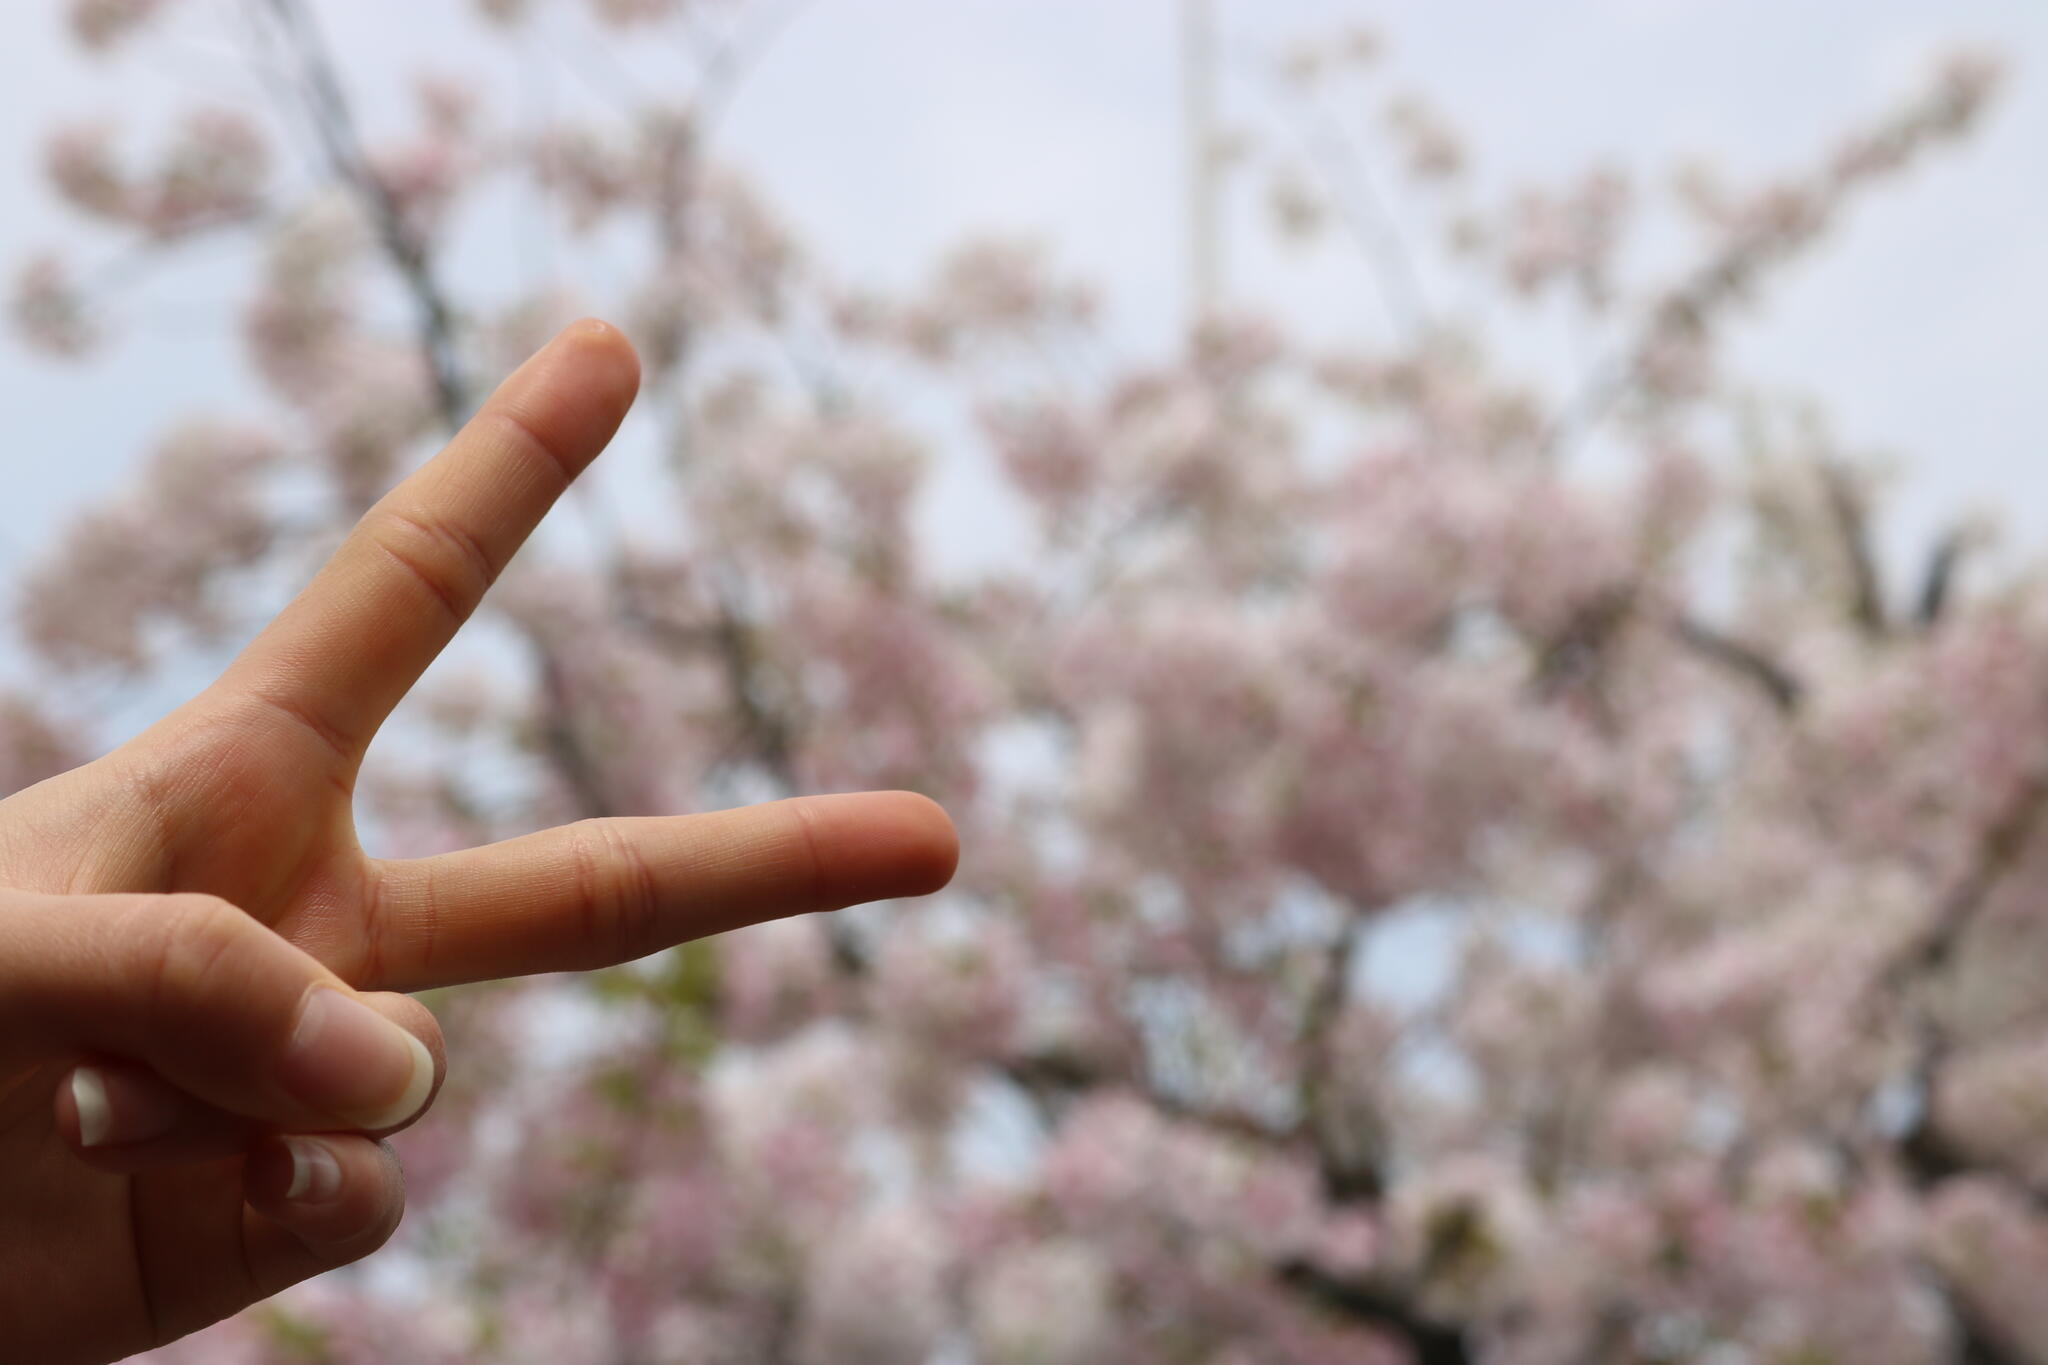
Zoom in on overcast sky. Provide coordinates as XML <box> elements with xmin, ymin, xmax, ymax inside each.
<box><xmin>2</xmin><ymin>0</ymin><xmax>2044</xmax><ymax>598</ymax></box>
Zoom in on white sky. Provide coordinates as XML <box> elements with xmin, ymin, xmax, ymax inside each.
<box><xmin>1</xmin><ymin>0</ymin><xmax>2044</xmax><ymax>602</ymax></box>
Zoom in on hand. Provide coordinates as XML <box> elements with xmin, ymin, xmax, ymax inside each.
<box><xmin>0</xmin><ymin>320</ymin><xmax>958</xmax><ymax>1363</ymax></box>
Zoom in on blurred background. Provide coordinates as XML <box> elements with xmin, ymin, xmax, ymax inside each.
<box><xmin>7</xmin><ymin>3</ymin><xmax>2048</xmax><ymax>1363</ymax></box>
<box><xmin>6</xmin><ymin>2</ymin><xmax>2047</xmax><ymax>581</ymax></box>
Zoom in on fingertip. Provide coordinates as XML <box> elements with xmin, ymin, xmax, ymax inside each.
<box><xmin>557</xmin><ymin>316</ymin><xmax>642</xmax><ymax>400</ymax></box>
<box><xmin>274</xmin><ymin>988</ymin><xmax>439</xmax><ymax>1135</ymax></box>
<box><xmin>246</xmin><ymin>1134</ymin><xmax>405</xmax><ymax>1253</ymax></box>
<box><xmin>490</xmin><ymin>318</ymin><xmax>642</xmax><ymax>477</ymax></box>
<box><xmin>56</xmin><ymin>1064</ymin><xmax>103</xmax><ymax>1147</ymax></box>
<box><xmin>882</xmin><ymin>790</ymin><xmax>962</xmax><ymax>895</ymax></box>
<box><xmin>353</xmin><ymin>991</ymin><xmax>447</xmax><ymax>1135</ymax></box>
<box><xmin>803</xmin><ymin>790</ymin><xmax>961</xmax><ymax>904</ymax></box>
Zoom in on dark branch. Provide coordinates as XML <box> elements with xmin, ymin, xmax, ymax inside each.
<box><xmin>263</xmin><ymin>0</ymin><xmax>469</xmax><ymax>429</ymax></box>
<box><xmin>999</xmin><ymin>1053</ymin><xmax>1293</xmax><ymax>1149</ymax></box>
<box><xmin>1003</xmin><ymin>1037</ymin><xmax>1468</xmax><ymax>1362</ymax></box>
<box><xmin>708</xmin><ymin>591</ymin><xmax>797</xmax><ymax>789</ymax></box>
<box><xmin>1670</xmin><ymin>614</ymin><xmax>1804</xmax><ymax>713</ymax></box>
<box><xmin>531</xmin><ymin>644</ymin><xmax>617</xmax><ymax>820</ymax></box>
<box><xmin>1884</xmin><ymin>767</ymin><xmax>2048</xmax><ymax>1172</ymax></box>
<box><xmin>1277</xmin><ymin>1261</ymin><xmax>1471</xmax><ymax>1365</ymax></box>
<box><xmin>1954</xmin><ymin>1296</ymin><xmax>2040</xmax><ymax>1365</ymax></box>
<box><xmin>1818</xmin><ymin>459</ymin><xmax>1887</xmax><ymax>637</ymax></box>
<box><xmin>1298</xmin><ymin>921</ymin><xmax>1384</xmax><ymax>1202</ymax></box>
<box><xmin>1899</xmin><ymin>1105</ymin><xmax>1975</xmax><ymax>1190</ymax></box>
<box><xmin>1885</xmin><ymin>768</ymin><xmax>2048</xmax><ymax>1365</ymax></box>
<box><xmin>1916</xmin><ymin>528</ymin><xmax>1970</xmax><ymax>628</ymax></box>
<box><xmin>1892</xmin><ymin>767</ymin><xmax>2048</xmax><ymax>988</ymax></box>
<box><xmin>1530</xmin><ymin>588</ymin><xmax>1634</xmax><ymax>705</ymax></box>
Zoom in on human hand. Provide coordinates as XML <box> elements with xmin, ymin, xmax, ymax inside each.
<box><xmin>0</xmin><ymin>321</ymin><xmax>958</xmax><ymax>1363</ymax></box>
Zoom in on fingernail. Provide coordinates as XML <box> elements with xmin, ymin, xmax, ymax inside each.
<box><xmin>68</xmin><ymin>1065</ymin><xmax>182</xmax><ymax>1148</ymax></box>
<box><xmin>276</xmin><ymin>989</ymin><xmax>433</xmax><ymax>1131</ymax></box>
<box><xmin>71</xmin><ymin>1067</ymin><xmax>111</xmax><ymax>1146</ymax></box>
<box><xmin>283</xmin><ymin>1136</ymin><xmax>343</xmax><ymax>1202</ymax></box>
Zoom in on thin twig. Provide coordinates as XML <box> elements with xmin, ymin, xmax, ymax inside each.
<box><xmin>1240</xmin><ymin>50</ymin><xmax>1430</xmax><ymax>342</ymax></box>
<box><xmin>1817</xmin><ymin>459</ymin><xmax>1887</xmax><ymax>637</ymax></box>
<box><xmin>1916</xmin><ymin>527</ymin><xmax>1970</xmax><ymax>628</ymax></box>
<box><xmin>1670</xmin><ymin>613</ymin><xmax>1804</xmax><ymax>713</ymax></box>
<box><xmin>1276</xmin><ymin>1261</ymin><xmax>1470</xmax><ymax>1365</ymax></box>
<box><xmin>1297</xmin><ymin>919</ymin><xmax>1382</xmax><ymax>1202</ymax></box>
<box><xmin>259</xmin><ymin>0</ymin><xmax>469</xmax><ymax>429</ymax></box>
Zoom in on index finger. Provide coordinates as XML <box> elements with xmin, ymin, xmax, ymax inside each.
<box><xmin>359</xmin><ymin>792</ymin><xmax>962</xmax><ymax>992</ymax></box>
<box><xmin>216</xmin><ymin>320</ymin><xmax>640</xmax><ymax>764</ymax></box>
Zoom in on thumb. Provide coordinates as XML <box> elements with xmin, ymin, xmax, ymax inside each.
<box><xmin>0</xmin><ymin>891</ymin><xmax>439</xmax><ymax>1138</ymax></box>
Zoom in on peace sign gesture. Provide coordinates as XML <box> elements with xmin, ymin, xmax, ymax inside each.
<box><xmin>0</xmin><ymin>321</ymin><xmax>957</xmax><ymax>1363</ymax></box>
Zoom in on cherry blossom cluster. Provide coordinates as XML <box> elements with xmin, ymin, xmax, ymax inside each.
<box><xmin>9</xmin><ymin>7</ymin><xmax>2038</xmax><ymax>1364</ymax></box>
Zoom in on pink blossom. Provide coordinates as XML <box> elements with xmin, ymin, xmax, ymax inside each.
<box><xmin>793</xmin><ymin>1205</ymin><xmax>949</xmax><ymax>1365</ymax></box>
<box><xmin>718</xmin><ymin>915</ymin><xmax>840</xmax><ymax>1044</ymax></box>
<box><xmin>873</xmin><ymin>914</ymin><xmax>1028</xmax><ymax>1061</ymax></box>
<box><xmin>9</xmin><ymin>252</ymin><xmax>96</xmax><ymax>357</ymax></box>
<box><xmin>18</xmin><ymin>420</ymin><xmax>278</xmax><ymax>670</ymax></box>
<box><xmin>43</xmin><ymin>122</ymin><xmax>127</xmax><ymax>220</ymax></box>
<box><xmin>8</xmin><ymin>20</ymin><xmax>2028</xmax><ymax>1363</ymax></box>
<box><xmin>969</xmin><ymin>1238</ymin><xmax>1115</xmax><ymax>1365</ymax></box>
<box><xmin>68</xmin><ymin>0</ymin><xmax>168</xmax><ymax>51</ymax></box>
<box><xmin>589</xmin><ymin>0</ymin><xmax>681</xmax><ymax>23</ymax></box>
<box><xmin>141</xmin><ymin>107</ymin><xmax>269</xmax><ymax>237</ymax></box>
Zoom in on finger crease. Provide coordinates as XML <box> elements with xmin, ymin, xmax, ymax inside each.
<box><xmin>787</xmin><ymin>799</ymin><xmax>829</xmax><ymax>915</ymax></box>
<box><xmin>599</xmin><ymin>821</ymin><xmax>663</xmax><ymax>959</ymax></box>
<box><xmin>384</xmin><ymin>505</ymin><xmax>499</xmax><ymax>588</ymax></box>
<box><xmin>567</xmin><ymin>825</ymin><xmax>605</xmax><ymax>958</ymax></box>
<box><xmin>245</xmin><ymin>687</ymin><xmax>359</xmax><ymax>772</ymax></box>
<box><xmin>126</xmin><ymin>1177</ymin><xmax>164</xmax><ymax>1348</ymax></box>
<box><xmin>371</xmin><ymin>527</ymin><xmax>472</xmax><ymax>626</ymax></box>
<box><xmin>490</xmin><ymin>405</ymin><xmax>579</xmax><ymax>488</ymax></box>
<box><xmin>359</xmin><ymin>860</ymin><xmax>396</xmax><ymax>991</ymax></box>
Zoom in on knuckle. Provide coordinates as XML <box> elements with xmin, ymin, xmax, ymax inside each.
<box><xmin>373</xmin><ymin>509</ymin><xmax>495</xmax><ymax>623</ymax></box>
<box><xmin>492</xmin><ymin>405</ymin><xmax>578</xmax><ymax>485</ymax></box>
<box><xmin>782</xmin><ymin>798</ymin><xmax>829</xmax><ymax>911</ymax></box>
<box><xmin>567</xmin><ymin>820</ymin><xmax>663</xmax><ymax>962</ymax></box>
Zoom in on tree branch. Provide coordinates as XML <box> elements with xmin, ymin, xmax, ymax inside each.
<box><xmin>1670</xmin><ymin>613</ymin><xmax>1804</xmax><ymax>713</ymax></box>
<box><xmin>1953</xmin><ymin>1295</ymin><xmax>2041</xmax><ymax>1365</ymax></box>
<box><xmin>1298</xmin><ymin>920</ymin><xmax>1383</xmax><ymax>1202</ymax></box>
<box><xmin>1916</xmin><ymin>527</ymin><xmax>1971</xmax><ymax>628</ymax></box>
<box><xmin>1003</xmin><ymin>1043</ymin><xmax>1467</xmax><ymax>1365</ymax></box>
<box><xmin>1245</xmin><ymin>53</ymin><xmax>1430</xmax><ymax>342</ymax></box>
<box><xmin>1276</xmin><ymin>1260</ymin><xmax>1471</xmax><ymax>1365</ymax></box>
<box><xmin>1887</xmin><ymin>764</ymin><xmax>2048</xmax><ymax>1208</ymax></box>
<box><xmin>530</xmin><ymin>642</ymin><xmax>618</xmax><ymax>820</ymax></box>
<box><xmin>261</xmin><ymin>0</ymin><xmax>469</xmax><ymax>429</ymax></box>
<box><xmin>1892</xmin><ymin>768</ymin><xmax>2048</xmax><ymax>990</ymax></box>
<box><xmin>1817</xmin><ymin>459</ymin><xmax>1887</xmax><ymax>637</ymax></box>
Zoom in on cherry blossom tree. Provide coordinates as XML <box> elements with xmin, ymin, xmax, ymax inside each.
<box><xmin>7</xmin><ymin>3</ymin><xmax>2039</xmax><ymax>1362</ymax></box>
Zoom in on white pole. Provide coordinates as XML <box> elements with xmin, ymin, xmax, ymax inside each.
<box><xmin>1183</xmin><ymin>0</ymin><xmax>1220</xmax><ymax>329</ymax></box>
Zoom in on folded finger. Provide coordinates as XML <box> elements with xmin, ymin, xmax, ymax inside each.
<box><xmin>242</xmin><ymin>1133</ymin><xmax>407</xmax><ymax>1292</ymax></box>
<box><xmin>55</xmin><ymin>1059</ymin><xmax>252</xmax><ymax>1171</ymax></box>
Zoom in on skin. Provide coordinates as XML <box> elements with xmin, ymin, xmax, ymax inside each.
<box><xmin>0</xmin><ymin>320</ymin><xmax>959</xmax><ymax>1363</ymax></box>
